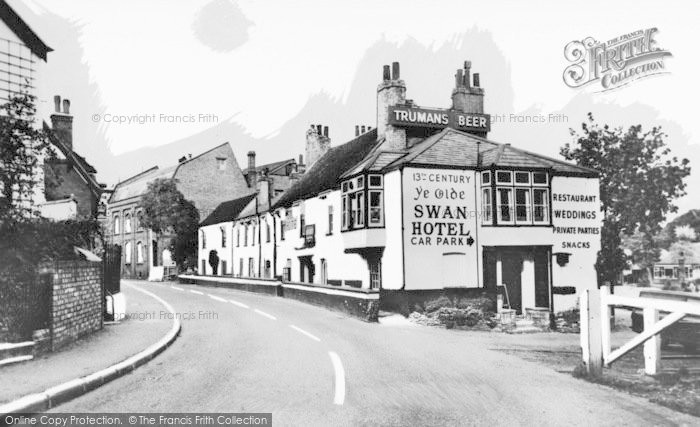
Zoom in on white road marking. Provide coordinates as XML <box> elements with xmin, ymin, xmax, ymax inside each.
<box><xmin>171</xmin><ymin>286</ymin><xmax>184</xmax><ymax>291</ymax></box>
<box><xmin>289</xmin><ymin>325</ymin><xmax>321</xmax><ymax>342</ymax></box>
<box><xmin>328</xmin><ymin>351</ymin><xmax>345</xmax><ymax>405</ymax></box>
<box><xmin>189</xmin><ymin>290</ymin><xmax>204</xmax><ymax>295</ymax></box>
<box><xmin>229</xmin><ymin>299</ymin><xmax>249</xmax><ymax>309</ymax></box>
<box><xmin>254</xmin><ymin>309</ymin><xmax>276</xmax><ymax>320</ymax></box>
<box><xmin>208</xmin><ymin>294</ymin><xmax>227</xmax><ymax>302</ymax></box>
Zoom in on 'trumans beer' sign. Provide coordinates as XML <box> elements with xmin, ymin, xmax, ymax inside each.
<box><xmin>389</xmin><ymin>106</ymin><xmax>491</xmax><ymax>133</ymax></box>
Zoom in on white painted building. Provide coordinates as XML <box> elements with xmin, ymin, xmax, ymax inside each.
<box><xmin>199</xmin><ymin>61</ymin><xmax>602</xmax><ymax>314</ymax></box>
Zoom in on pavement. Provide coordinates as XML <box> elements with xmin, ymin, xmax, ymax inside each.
<box><xmin>0</xmin><ymin>282</ymin><xmax>173</xmax><ymax>405</ymax></box>
<box><xmin>44</xmin><ymin>279</ymin><xmax>699</xmax><ymax>426</ymax></box>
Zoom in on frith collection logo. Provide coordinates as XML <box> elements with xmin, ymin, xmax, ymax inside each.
<box><xmin>563</xmin><ymin>28</ymin><xmax>672</xmax><ymax>92</ymax></box>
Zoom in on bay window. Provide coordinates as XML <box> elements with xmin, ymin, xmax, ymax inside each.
<box><xmin>341</xmin><ymin>174</ymin><xmax>384</xmax><ymax>231</ymax></box>
<box><xmin>482</xmin><ymin>170</ymin><xmax>550</xmax><ymax>226</ymax></box>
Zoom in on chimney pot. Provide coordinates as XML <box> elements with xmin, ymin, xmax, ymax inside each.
<box><xmin>355</xmin><ymin>125</ymin><xmax>359</xmax><ymax>137</ymax></box>
<box><xmin>383</xmin><ymin>65</ymin><xmax>390</xmax><ymax>81</ymax></box>
<box><xmin>62</xmin><ymin>99</ymin><xmax>70</xmax><ymax>114</ymax></box>
<box><xmin>392</xmin><ymin>62</ymin><xmax>400</xmax><ymax>80</ymax></box>
<box><xmin>361</xmin><ymin>125</ymin><xmax>366</xmax><ymax>134</ymax></box>
<box><xmin>464</xmin><ymin>60</ymin><xmax>471</xmax><ymax>71</ymax></box>
<box><xmin>323</xmin><ymin>126</ymin><xmax>328</xmax><ymax>137</ymax></box>
<box><xmin>53</xmin><ymin>95</ymin><xmax>61</xmax><ymax>113</ymax></box>
<box><xmin>316</xmin><ymin>124</ymin><xmax>322</xmax><ymax>134</ymax></box>
<box><xmin>473</xmin><ymin>73</ymin><xmax>480</xmax><ymax>87</ymax></box>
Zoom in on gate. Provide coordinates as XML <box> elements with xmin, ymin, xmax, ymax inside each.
<box><xmin>103</xmin><ymin>244</ymin><xmax>121</xmax><ymax>295</ymax></box>
<box><xmin>581</xmin><ymin>286</ymin><xmax>700</xmax><ymax>375</ymax></box>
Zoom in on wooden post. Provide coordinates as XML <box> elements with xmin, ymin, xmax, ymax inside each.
<box><xmin>600</xmin><ymin>286</ymin><xmax>611</xmax><ymax>362</ymax></box>
<box><xmin>643</xmin><ymin>307</ymin><xmax>661</xmax><ymax>375</ymax></box>
<box><xmin>584</xmin><ymin>288</ymin><xmax>603</xmax><ymax>376</ymax></box>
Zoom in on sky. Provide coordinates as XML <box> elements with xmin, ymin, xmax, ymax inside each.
<box><xmin>10</xmin><ymin>0</ymin><xmax>700</xmax><ymax>218</ymax></box>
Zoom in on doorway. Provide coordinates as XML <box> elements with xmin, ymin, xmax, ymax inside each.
<box><xmin>483</xmin><ymin>246</ymin><xmax>551</xmax><ymax>315</ymax></box>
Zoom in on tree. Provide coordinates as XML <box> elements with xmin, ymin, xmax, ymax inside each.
<box><xmin>138</xmin><ymin>178</ymin><xmax>200</xmax><ymax>271</ymax></box>
<box><xmin>561</xmin><ymin>114</ymin><xmax>691</xmax><ymax>285</ymax></box>
<box><xmin>0</xmin><ymin>94</ymin><xmax>53</xmax><ymax>222</ymax></box>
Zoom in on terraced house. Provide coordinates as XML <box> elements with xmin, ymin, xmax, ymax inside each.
<box><xmin>198</xmin><ymin>61</ymin><xmax>602</xmax><ymax>315</ymax></box>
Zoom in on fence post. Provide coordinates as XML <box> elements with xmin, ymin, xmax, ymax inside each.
<box><xmin>600</xmin><ymin>286</ymin><xmax>611</xmax><ymax>362</ymax></box>
<box><xmin>643</xmin><ymin>307</ymin><xmax>661</xmax><ymax>375</ymax></box>
<box><xmin>582</xmin><ymin>288</ymin><xmax>603</xmax><ymax>376</ymax></box>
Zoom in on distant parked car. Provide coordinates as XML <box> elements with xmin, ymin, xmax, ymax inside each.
<box><xmin>630</xmin><ymin>289</ymin><xmax>700</xmax><ymax>352</ymax></box>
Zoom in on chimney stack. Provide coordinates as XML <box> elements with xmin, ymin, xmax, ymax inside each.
<box><xmin>355</xmin><ymin>125</ymin><xmax>360</xmax><ymax>137</ymax></box>
<box><xmin>305</xmin><ymin>124</ymin><xmax>331</xmax><ymax>170</ymax></box>
<box><xmin>451</xmin><ymin>60</ymin><xmax>484</xmax><ymax>115</ymax></box>
<box><xmin>376</xmin><ymin>61</ymin><xmax>406</xmax><ymax>150</ymax></box>
<box><xmin>50</xmin><ymin>94</ymin><xmax>74</xmax><ymax>151</ymax></box>
<box><xmin>247</xmin><ymin>151</ymin><xmax>257</xmax><ymax>188</ymax></box>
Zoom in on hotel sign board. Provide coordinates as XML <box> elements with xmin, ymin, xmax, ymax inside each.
<box><xmin>389</xmin><ymin>106</ymin><xmax>491</xmax><ymax>133</ymax></box>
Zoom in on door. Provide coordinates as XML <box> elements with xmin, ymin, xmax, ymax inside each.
<box><xmin>501</xmin><ymin>252</ymin><xmax>523</xmax><ymax>314</ymax></box>
<box><xmin>534</xmin><ymin>248</ymin><xmax>550</xmax><ymax>308</ymax></box>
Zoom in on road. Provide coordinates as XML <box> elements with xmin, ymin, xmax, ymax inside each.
<box><xmin>52</xmin><ymin>280</ymin><xmax>697</xmax><ymax>426</ymax></box>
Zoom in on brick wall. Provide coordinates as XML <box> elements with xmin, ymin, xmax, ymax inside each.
<box><xmin>47</xmin><ymin>261</ymin><xmax>103</xmax><ymax>350</ymax></box>
<box><xmin>175</xmin><ymin>144</ymin><xmax>251</xmax><ymax>219</ymax></box>
<box><xmin>45</xmin><ymin>161</ymin><xmax>98</xmax><ymax>218</ymax></box>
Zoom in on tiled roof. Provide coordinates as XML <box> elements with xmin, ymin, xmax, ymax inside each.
<box><xmin>110</xmin><ymin>165</ymin><xmax>178</xmax><ymax>202</ymax></box>
<box><xmin>200</xmin><ymin>193</ymin><xmax>258</xmax><ymax>226</ymax></box>
<box><xmin>382</xmin><ymin>128</ymin><xmax>597</xmax><ymax>176</ymax></box>
<box><xmin>42</xmin><ymin>121</ymin><xmax>102</xmax><ymax>196</ymax></box>
<box><xmin>244</xmin><ymin>158</ymin><xmax>295</xmax><ymax>176</ymax></box>
<box><xmin>273</xmin><ymin>128</ymin><xmax>380</xmax><ymax>208</ymax></box>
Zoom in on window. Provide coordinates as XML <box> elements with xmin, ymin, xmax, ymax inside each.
<box><xmin>248</xmin><ymin>258</ymin><xmax>255</xmax><ymax>277</ymax></box>
<box><xmin>113</xmin><ymin>215</ymin><xmax>120</xmax><ymax>234</ymax></box>
<box><xmin>515</xmin><ymin>188</ymin><xmax>531</xmax><ymax>223</ymax></box>
<box><xmin>237</xmin><ymin>228</ymin><xmax>240</xmax><ymax>246</ymax></box>
<box><xmin>369</xmin><ymin>175</ymin><xmax>383</xmax><ymax>188</ymax></box>
<box><xmin>341</xmin><ymin>174</ymin><xmax>384</xmax><ymax>230</ymax></box>
<box><xmin>497</xmin><ymin>188</ymin><xmax>513</xmax><ymax>223</ymax></box>
<box><xmin>483</xmin><ymin>170</ymin><xmax>551</xmax><ymax>226</ymax></box>
<box><xmin>135</xmin><ymin>211</ymin><xmax>141</xmax><ymax>230</ymax></box>
<box><xmin>533</xmin><ymin>172</ymin><xmax>548</xmax><ymax>185</ymax></box>
<box><xmin>369</xmin><ymin>191</ymin><xmax>383</xmax><ymax>226</ymax></box>
<box><xmin>221</xmin><ymin>260</ymin><xmax>227</xmax><ymax>275</ymax></box>
<box><xmin>136</xmin><ymin>242</ymin><xmax>144</xmax><ymax>264</ymax></box>
<box><xmin>327</xmin><ymin>206</ymin><xmax>334</xmax><ymax>234</ymax></box>
<box><xmin>496</xmin><ymin>171</ymin><xmax>512</xmax><ymax>184</ymax></box>
<box><xmin>239</xmin><ymin>258</ymin><xmax>244</xmax><ymax>277</ymax></box>
<box><xmin>252</xmin><ymin>224</ymin><xmax>256</xmax><ymax>246</ymax></box>
<box><xmin>369</xmin><ymin>259</ymin><xmax>381</xmax><ymax>289</ymax></box>
<box><xmin>217</xmin><ymin>157</ymin><xmax>226</xmax><ymax>170</ymax></box>
<box><xmin>299</xmin><ymin>214</ymin><xmax>305</xmax><ymax>238</ymax></box>
<box><xmin>221</xmin><ymin>226</ymin><xmax>226</xmax><ymax>248</ymax></box>
<box><xmin>481</xmin><ymin>188</ymin><xmax>492</xmax><ymax>223</ymax></box>
<box><xmin>481</xmin><ymin>171</ymin><xmax>491</xmax><ymax>185</ymax></box>
<box><xmin>124</xmin><ymin>214</ymin><xmax>132</xmax><ymax>233</ymax></box>
<box><xmin>244</xmin><ymin>225</ymin><xmax>248</xmax><ymax>246</ymax></box>
<box><xmin>266</xmin><ymin>221</ymin><xmax>271</xmax><ymax>243</ymax></box>
<box><xmin>201</xmin><ymin>231</ymin><xmax>206</xmax><ymax>249</ymax></box>
<box><xmin>533</xmin><ymin>188</ymin><xmax>549</xmax><ymax>223</ymax></box>
<box><xmin>515</xmin><ymin>171</ymin><xmax>530</xmax><ymax>184</ymax></box>
<box><xmin>280</xmin><ymin>216</ymin><xmax>286</xmax><ymax>240</ymax></box>
<box><xmin>125</xmin><ymin>241</ymin><xmax>132</xmax><ymax>264</ymax></box>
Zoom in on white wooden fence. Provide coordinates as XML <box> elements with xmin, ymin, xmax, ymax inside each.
<box><xmin>581</xmin><ymin>286</ymin><xmax>700</xmax><ymax>375</ymax></box>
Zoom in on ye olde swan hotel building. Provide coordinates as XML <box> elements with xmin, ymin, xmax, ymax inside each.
<box><xmin>198</xmin><ymin>61</ymin><xmax>601</xmax><ymax>315</ymax></box>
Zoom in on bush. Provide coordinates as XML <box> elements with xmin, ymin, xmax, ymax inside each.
<box><xmin>425</xmin><ymin>295</ymin><xmax>453</xmax><ymax>313</ymax></box>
